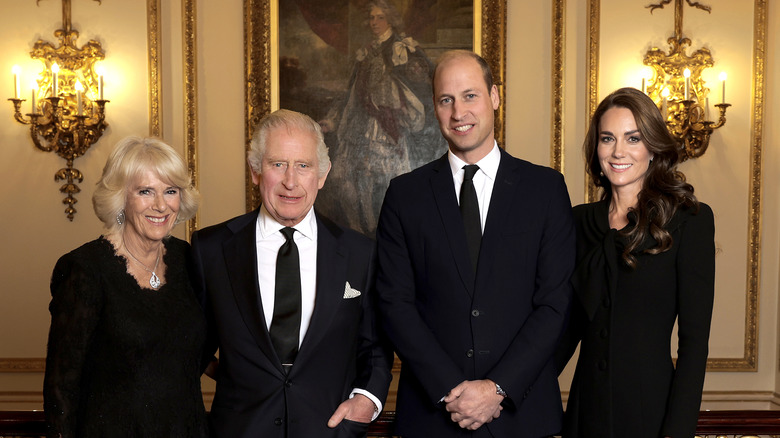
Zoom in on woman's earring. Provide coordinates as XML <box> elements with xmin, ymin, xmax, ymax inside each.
<box><xmin>599</xmin><ymin>171</ymin><xmax>604</xmax><ymax>177</ymax></box>
<box><xmin>116</xmin><ymin>209</ymin><xmax>125</xmax><ymax>225</ymax></box>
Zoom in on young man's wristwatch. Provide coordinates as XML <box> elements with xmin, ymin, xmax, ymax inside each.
<box><xmin>495</xmin><ymin>383</ymin><xmax>508</xmax><ymax>398</ymax></box>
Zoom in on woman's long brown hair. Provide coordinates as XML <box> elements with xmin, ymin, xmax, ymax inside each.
<box><xmin>583</xmin><ymin>87</ymin><xmax>698</xmax><ymax>268</ymax></box>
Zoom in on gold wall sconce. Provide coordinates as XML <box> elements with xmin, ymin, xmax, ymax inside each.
<box><xmin>641</xmin><ymin>0</ymin><xmax>729</xmax><ymax>162</ymax></box>
<box><xmin>8</xmin><ymin>0</ymin><xmax>108</xmax><ymax>221</ymax></box>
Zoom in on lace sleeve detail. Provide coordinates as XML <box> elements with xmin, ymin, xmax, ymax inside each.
<box><xmin>43</xmin><ymin>251</ymin><xmax>104</xmax><ymax>438</ymax></box>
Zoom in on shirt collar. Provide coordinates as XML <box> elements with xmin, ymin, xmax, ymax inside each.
<box><xmin>447</xmin><ymin>141</ymin><xmax>501</xmax><ymax>181</ymax></box>
<box><xmin>257</xmin><ymin>205</ymin><xmax>317</xmax><ymax>241</ymax></box>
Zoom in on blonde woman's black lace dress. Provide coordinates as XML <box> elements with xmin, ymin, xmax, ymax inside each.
<box><xmin>43</xmin><ymin>236</ymin><xmax>208</xmax><ymax>438</ymax></box>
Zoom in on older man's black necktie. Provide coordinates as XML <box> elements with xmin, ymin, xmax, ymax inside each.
<box><xmin>460</xmin><ymin>165</ymin><xmax>481</xmax><ymax>271</ymax></box>
<box><xmin>270</xmin><ymin>227</ymin><xmax>301</xmax><ymax>371</ymax></box>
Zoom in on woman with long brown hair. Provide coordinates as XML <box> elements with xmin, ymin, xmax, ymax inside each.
<box><xmin>558</xmin><ymin>87</ymin><xmax>715</xmax><ymax>438</ymax></box>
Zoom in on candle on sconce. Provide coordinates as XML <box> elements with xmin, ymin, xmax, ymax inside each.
<box><xmin>75</xmin><ymin>81</ymin><xmax>84</xmax><ymax>116</ymax></box>
<box><xmin>683</xmin><ymin>68</ymin><xmax>691</xmax><ymax>100</ymax></box>
<box><xmin>705</xmin><ymin>97</ymin><xmax>709</xmax><ymax>120</ymax></box>
<box><xmin>12</xmin><ymin>65</ymin><xmax>20</xmax><ymax>99</ymax></box>
<box><xmin>31</xmin><ymin>81</ymin><xmax>36</xmax><ymax>115</ymax></box>
<box><xmin>51</xmin><ymin>63</ymin><xmax>60</xmax><ymax>97</ymax></box>
<box><xmin>719</xmin><ymin>72</ymin><xmax>727</xmax><ymax>104</ymax></box>
<box><xmin>640</xmin><ymin>66</ymin><xmax>652</xmax><ymax>95</ymax></box>
<box><xmin>96</xmin><ymin>65</ymin><xmax>104</xmax><ymax>100</ymax></box>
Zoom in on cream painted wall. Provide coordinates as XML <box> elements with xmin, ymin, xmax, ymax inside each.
<box><xmin>504</xmin><ymin>1</ymin><xmax>553</xmax><ymax>169</ymax></box>
<box><xmin>195</xmin><ymin>0</ymin><xmax>246</xmax><ymax>228</ymax></box>
<box><xmin>0</xmin><ymin>0</ymin><xmax>778</xmax><ymax>412</ymax></box>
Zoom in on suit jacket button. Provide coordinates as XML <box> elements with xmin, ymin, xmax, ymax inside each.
<box><xmin>466</xmin><ymin>349</ymin><xmax>474</xmax><ymax>358</ymax></box>
<box><xmin>285</xmin><ymin>380</ymin><xmax>292</xmax><ymax>388</ymax></box>
<box><xmin>274</xmin><ymin>418</ymin><xmax>282</xmax><ymax>426</ymax></box>
<box><xmin>471</xmin><ymin>309</ymin><xmax>480</xmax><ymax>317</ymax></box>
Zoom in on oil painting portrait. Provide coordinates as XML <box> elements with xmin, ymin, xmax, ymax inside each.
<box><xmin>278</xmin><ymin>0</ymin><xmax>474</xmax><ymax>236</ymax></box>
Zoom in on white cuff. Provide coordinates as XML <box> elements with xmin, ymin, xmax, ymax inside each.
<box><xmin>350</xmin><ymin>388</ymin><xmax>382</xmax><ymax>421</ymax></box>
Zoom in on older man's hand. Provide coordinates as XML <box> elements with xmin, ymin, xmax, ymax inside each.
<box><xmin>327</xmin><ymin>394</ymin><xmax>376</xmax><ymax>428</ymax></box>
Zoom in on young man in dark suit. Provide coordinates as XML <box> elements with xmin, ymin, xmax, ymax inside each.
<box><xmin>191</xmin><ymin>109</ymin><xmax>393</xmax><ymax>438</ymax></box>
<box><xmin>375</xmin><ymin>50</ymin><xmax>576</xmax><ymax>437</ymax></box>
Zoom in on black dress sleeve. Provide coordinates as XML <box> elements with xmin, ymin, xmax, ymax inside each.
<box><xmin>43</xmin><ymin>251</ymin><xmax>104</xmax><ymax>438</ymax></box>
<box><xmin>661</xmin><ymin>203</ymin><xmax>716</xmax><ymax>437</ymax></box>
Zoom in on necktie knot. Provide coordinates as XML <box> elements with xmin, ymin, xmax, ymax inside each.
<box><xmin>463</xmin><ymin>164</ymin><xmax>479</xmax><ymax>182</ymax></box>
<box><xmin>280</xmin><ymin>227</ymin><xmax>296</xmax><ymax>242</ymax></box>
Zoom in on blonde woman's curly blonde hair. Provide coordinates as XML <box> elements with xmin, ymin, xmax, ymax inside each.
<box><xmin>93</xmin><ymin>136</ymin><xmax>200</xmax><ymax>234</ymax></box>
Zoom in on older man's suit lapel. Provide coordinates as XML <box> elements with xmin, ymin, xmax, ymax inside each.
<box><xmin>295</xmin><ymin>214</ymin><xmax>346</xmax><ymax>366</ymax></box>
<box><xmin>222</xmin><ymin>210</ymin><xmax>285</xmax><ymax>375</ymax></box>
<box><xmin>430</xmin><ymin>156</ymin><xmax>476</xmax><ymax>296</ymax></box>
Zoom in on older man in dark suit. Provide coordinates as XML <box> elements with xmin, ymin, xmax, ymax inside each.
<box><xmin>375</xmin><ymin>50</ymin><xmax>576</xmax><ymax>437</ymax></box>
<box><xmin>191</xmin><ymin>109</ymin><xmax>393</xmax><ymax>438</ymax></box>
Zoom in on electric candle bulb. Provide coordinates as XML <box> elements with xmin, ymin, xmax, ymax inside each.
<box><xmin>95</xmin><ymin>65</ymin><xmax>104</xmax><ymax>100</ymax></box>
<box><xmin>640</xmin><ymin>67</ymin><xmax>652</xmax><ymax>94</ymax></box>
<box><xmin>51</xmin><ymin>63</ymin><xmax>60</xmax><ymax>96</ymax></box>
<box><xmin>30</xmin><ymin>80</ymin><xmax>37</xmax><ymax>114</ymax></box>
<box><xmin>75</xmin><ymin>81</ymin><xmax>84</xmax><ymax>116</ymax></box>
<box><xmin>683</xmin><ymin>68</ymin><xmax>691</xmax><ymax>100</ymax></box>
<box><xmin>12</xmin><ymin>65</ymin><xmax>20</xmax><ymax>99</ymax></box>
<box><xmin>719</xmin><ymin>72</ymin><xmax>727</xmax><ymax>104</ymax></box>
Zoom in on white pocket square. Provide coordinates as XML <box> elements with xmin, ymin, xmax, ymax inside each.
<box><xmin>343</xmin><ymin>281</ymin><xmax>361</xmax><ymax>299</ymax></box>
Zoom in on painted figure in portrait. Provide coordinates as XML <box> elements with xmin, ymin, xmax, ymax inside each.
<box><xmin>280</xmin><ymin>0</ymin><xmax>472</xmax><ymax>237</ymax></box>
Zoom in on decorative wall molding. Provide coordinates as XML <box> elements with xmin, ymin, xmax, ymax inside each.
<box><xmin>147</xmin><ymin>0</ymin><xmax>162</xmax><ymax>138</ymax></box>
<box><xmin>0</xmin><ymin>390</ymin><xmax>215</xmax><ymax>409</ymax></box>
<box><xmin>551</xmin><ymin>0</ymin><xmax>565</xmax><ymax>173</ymax></box>
<box><xmin>0</xmin><ymin>359</ymin><xmax>43</xmax><ymax>373</ymax></box>
<box><xmin>183</xmin><ymin>0</ymin><xmax>199</xmax><ymax>238</ymax></box>
<box><xmin>585</xmin><ymin>0</ymin><xmax>599</xmax><ymax>203</ymax></box>
<box><xmin>481</xmin><ymin>0</ymin><xmax>507</xmax><ymax>149</ymax></box>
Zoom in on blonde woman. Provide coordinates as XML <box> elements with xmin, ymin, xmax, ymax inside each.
<box><xmin>44</xmin><ymin>136</ymin><xmax>206</xmax><ymax>438</ymax></box>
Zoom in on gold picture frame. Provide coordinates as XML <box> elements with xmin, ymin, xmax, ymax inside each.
<box><xmin>243</xmin><ymin>0</ymin><xmax>507</xmax><ymax>212</ymax></box>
